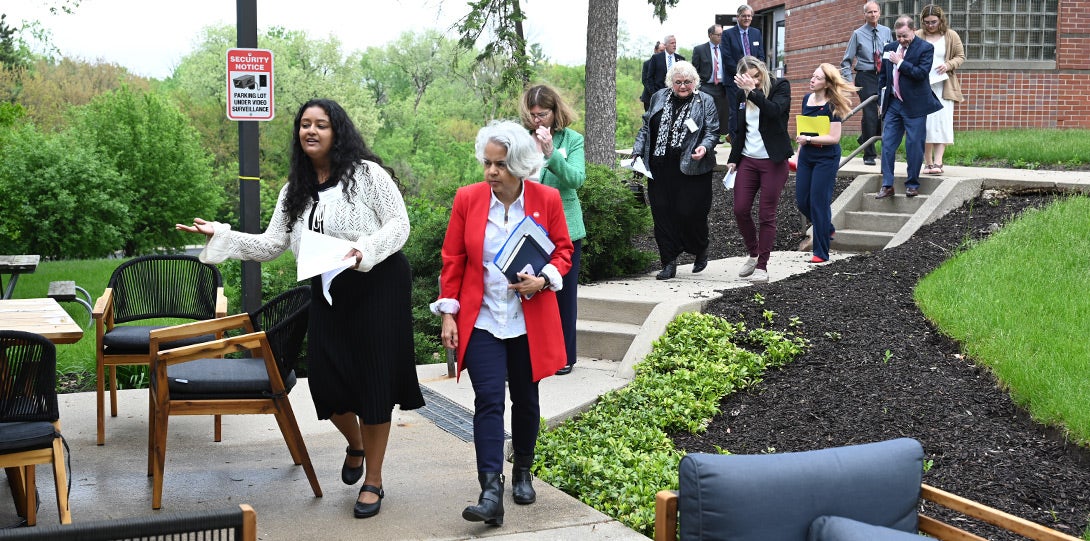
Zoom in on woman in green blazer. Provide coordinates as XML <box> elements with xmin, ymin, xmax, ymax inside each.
<box><xmin>521</xmin><ymin>84</ymin><xmax>586</xmax><ymax>375</ymax></box>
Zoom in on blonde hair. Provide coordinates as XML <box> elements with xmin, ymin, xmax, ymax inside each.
<box><xmin>816</xmin><ymin>63</ymin><xmax>860</xmax><ymax>119</ymax></box>
<box><xmin>736</xmin><ymin>56</ymin><xmax>771</xmax><ymax>99</ymax></box>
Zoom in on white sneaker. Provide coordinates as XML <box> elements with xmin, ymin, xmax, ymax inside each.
<box><xmin>738</xmin><ymin>257</ymin><xmax>758</xmax><ymax>277</ymax></box>
<box><xmin>745</xmin><ymin>269</ymin><xmax>769</xmax><ymax>283</ymax></box>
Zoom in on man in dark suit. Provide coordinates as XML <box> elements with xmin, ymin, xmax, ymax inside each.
<box><xmin>645</xmin><ymin>35</ymin><xmax>684</xmax><ymax>100</ymax></box>
<box><xmin>722</xmin><ymin>5</ymin><xmax>764</xmax><ymax>136</ymax></box>
<box><xmin>875</xmin><ymin>16</ymin><xmax>944</xmax><ymax>199</ymax></box>
<box><xmin>690</xmin><ymin>24</ymin><xmax>730</xmax><ymax>140</ymax></box>
<box><xmin>640</xmin><ymin>41</ymin><xmax>665</xmax><ymax>112</ymax></box>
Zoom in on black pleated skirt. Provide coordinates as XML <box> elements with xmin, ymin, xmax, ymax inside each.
<box><xmin>307</xmin><ymin>250</ymin><xmax>424</xmax><ymax>424</ymax></box>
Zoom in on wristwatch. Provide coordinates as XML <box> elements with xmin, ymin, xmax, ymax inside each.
<box><xmin>538</xmin><ymin>272</ymin><xmax>551</xmax><ymax>291</ymax></box>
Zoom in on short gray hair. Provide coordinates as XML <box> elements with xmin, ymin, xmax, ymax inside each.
<box><xmin>665</xmin><ymin>60</ymin><xmax>701</xmax><ymax>93</ymax></box>
<box><xmin>475</xmin><ymin>120</ymin><xmax>542</xmax><ymax>180</ymax></box>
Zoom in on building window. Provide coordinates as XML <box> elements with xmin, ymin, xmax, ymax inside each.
<box><xmin>881</xmin><ymin>0</ymin><xmax>1056</xmax><ymax>62</ymax></box>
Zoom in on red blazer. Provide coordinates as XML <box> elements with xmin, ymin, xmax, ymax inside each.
<box><xmin>438</xmin><ymin>180</ymin><xmax>574</xmax><ymax>382</ymax></box>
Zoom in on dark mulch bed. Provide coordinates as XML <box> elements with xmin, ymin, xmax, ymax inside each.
<box><xmin>634</xmin><ymin>173</ymin><xmax>1090</xmax><ymax>539</ymax></box>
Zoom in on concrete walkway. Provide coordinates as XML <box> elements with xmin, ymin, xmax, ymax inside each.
<box><xmin>4</xmin><ymin>161</ymin><xmax>1086</xmax><ymax>539</ymax></box>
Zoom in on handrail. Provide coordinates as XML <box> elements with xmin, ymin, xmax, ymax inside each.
<box><xmin>838</xmin><ymin>93</ymin><xmax>880</xmax><ymax>170</ymax></box>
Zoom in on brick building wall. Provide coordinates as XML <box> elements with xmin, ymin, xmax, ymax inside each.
<box><xmin>748</xmin><ymin>0</ymin><xmax>1090</xmax><ymax>134</ymax></box>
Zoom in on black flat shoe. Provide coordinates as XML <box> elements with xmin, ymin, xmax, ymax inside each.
<box><xmin>342</xmin><ymin>446</ymin><xmax>365</xmax><ymax>485</ymax></box>
<box><xmin>354</xmin><ymin>484</ymin><xmax>384</xmax><ymax>519</ymax></box>
<box><xmin>555</xmin><ymin>365</ymin><xmax>573</xmax><ymax>375</ymax></box>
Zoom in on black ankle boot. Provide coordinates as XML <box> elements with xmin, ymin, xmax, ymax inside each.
<box><xmin>512</xmin><ymin>454</ymin><xmax>536</xmax><ymax>505</ymax></box>
<box><xmin>462</xmin><ymin>472</ymin><xmax>504</xmax><ymax>525</ymax></box>
<box><xmin>656</xmin><ymin>262</ymin><xmax>677</xmax><ymax>280</ymax></box>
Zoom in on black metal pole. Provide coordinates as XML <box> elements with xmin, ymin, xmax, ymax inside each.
<box><xmin>237</xmin><ymin>0</ymin><xmax>261</xmax><ymax>313</ymax></box>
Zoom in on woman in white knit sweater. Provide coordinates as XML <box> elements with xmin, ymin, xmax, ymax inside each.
<box><xmin>178</xmin><ymin>98</ymin><xmax>423</xmax><ymax>519</ymax></box>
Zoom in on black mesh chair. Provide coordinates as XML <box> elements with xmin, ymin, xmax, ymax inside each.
<box><xmin>91</xmin><ymin>255</ymin><xmax>227</xmax><ymax>445</ymax></box>
<box><xmin>146</xmin><ymin>286</ymin><xmax>321</xmax><ymax>509</ymax></box>
<box><xmin>0</xmin><ymin>504</ymin><xmax>256</xmax><ymax>540</ymax></box>
<box><xmin>0</xmin><ymin>331</ymin><xmax>70</xmax><ymax>525</ymax></box>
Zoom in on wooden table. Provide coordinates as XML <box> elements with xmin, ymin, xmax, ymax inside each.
<box><xmin>0</xmin><ymin>298</ymin><xmax>84</xmax><ymax>344</ymax></box>
<box><xmin>0</xmin><ymin>255</ymin><xmax>40</xmax><ymax>300</ymax></box>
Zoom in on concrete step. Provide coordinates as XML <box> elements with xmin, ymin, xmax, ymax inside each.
<box><xmin>831</xmin><ymin>229</ymin><xmax>895</xmax><ymax>252</ymax></box>
<box><xmin>841</xmin><ymin>209</ymin><xmax>913</xmax><ymax>233</ymax></box>
<box><xmin>858</xmin><ymin>192</ymin><xmax>929</xmax><ymax>213</ymax></box>
<box><xmin>576</xmin><ymin>320</ymin><xmax>642</xmax><ymax>361</ymax></box>
<box><xmin>578</xmin><ymin>296</ymin><xmax>657</xmax><ymax>326</ymax></box>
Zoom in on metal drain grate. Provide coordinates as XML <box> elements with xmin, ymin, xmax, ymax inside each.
<box><xmin>417</xmin><ymin>386</ymin><xmax>509</xmax><ymax>442</ymax></box>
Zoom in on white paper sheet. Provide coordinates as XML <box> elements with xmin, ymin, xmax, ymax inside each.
<box><xmin>298</xmin><ymin>229</ymin><xmax>356</xmax><ymax>304</ymax></box>
<box><xmin>722</xmin><ymin>169</ymin><xmax>737</xmax><ymax>190</ymax></box>
<box><xmin>929</xmin><ymin>67</ymin><xmax>949</xmax><ymax>85</ymax></box>
<box><xmin>622</xmin><ymin>156</ymin><xmax>653</xmax><ymax>179</ymax></box>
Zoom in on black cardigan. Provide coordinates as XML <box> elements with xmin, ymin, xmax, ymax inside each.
<box><xmin>727</xmin><ymin>77</ymin><xmax>794</xmax><ymax>164</ymax></box>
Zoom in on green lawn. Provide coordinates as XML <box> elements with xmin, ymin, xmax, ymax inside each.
<box><xmin>915</xmin><ymin>195</ymin><xmax>1090</xmax><ymax>444</ymax></box>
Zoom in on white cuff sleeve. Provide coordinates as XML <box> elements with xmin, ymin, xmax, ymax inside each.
<box><xmin>199</xmin><ymin>222</ymin><xmax>234</xmax><ymax>264</ymax></box>
<box><xmin>541</xmin><ymin>264</ymin><xmax>563</xmax><ymax>292</ymax></box>
<box><xmin>429</xmin><ymin>298</ymin><xmax>461</xmax><ymax>316</ymax></box>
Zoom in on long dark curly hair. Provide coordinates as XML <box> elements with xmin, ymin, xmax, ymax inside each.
<box><xmin>282</xmin><ymin>98</ymin><xmax>398</xmax><ymax>231</ymax></box>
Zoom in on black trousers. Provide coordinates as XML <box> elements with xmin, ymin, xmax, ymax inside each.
<box><xmin>647</xmin><ymin>157</ymin><xmax>714</xmax><ymax>265</ymax></box>
<box><xmin>855</xmin><ymin>70</ymin><xmax>881</xmax><ymax>160</ymax></box>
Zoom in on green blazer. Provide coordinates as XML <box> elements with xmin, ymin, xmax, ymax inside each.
<box><xmin>538</xmin><ymin>128</ymin><xmax>587</xmax><ymax>241</ymax></box>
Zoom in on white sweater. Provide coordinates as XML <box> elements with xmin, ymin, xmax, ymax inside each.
<box><xmin>200</xmin><ymin>161</ymin><xmax>410</xmax><ymax>272</ymax></box>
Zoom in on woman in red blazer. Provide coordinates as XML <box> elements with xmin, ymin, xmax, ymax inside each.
<box><xmin>431</xmin><ymin>120</ymin><xmax>573</xmax><ymax>527</ymax></box>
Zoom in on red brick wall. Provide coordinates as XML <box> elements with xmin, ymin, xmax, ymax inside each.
<box><xmin>748</xmin><ymin>0</ymin><xmax>1090</xmax><ymax>132</ymax></box>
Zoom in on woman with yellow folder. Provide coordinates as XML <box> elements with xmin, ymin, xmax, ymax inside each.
<box><xmin>794</xmin><ymin>63</ymin><xmax>858</xmax><ymax>263</ymax></box>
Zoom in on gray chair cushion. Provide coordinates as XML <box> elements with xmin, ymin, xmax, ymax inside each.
<box><xmin>678</xmin><ymin>438</ymin><xmax>923</xmax><ymax>541</ymax></box>
<box><xmin>103</xmin><ymin>325</ymin><xmax>214</xmax><ymax>353</ymax></box>
<box><xmin>167</xmin><ymin>358</ymin><xmax>296</xmax><ymax>399</ymax></box>
<box><xmin>0</xmin><ymin>422</ymin><xmax>58</xmax><ymax>453</ymax></box>
<box><xmin>809</xmin><ymin>516</ymin><xmax>930</xmax><ymax>540</ymax></box>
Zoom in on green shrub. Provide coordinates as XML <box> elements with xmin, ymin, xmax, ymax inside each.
<box><xmin>404</xmin><ymin>193</ymin><xmax>458</xmax><ymax>364</ymax></box>
<box><xmin>577</xmin><ymin>164</ymin><xmax>656</xmax><ymax>282</ymax></box>
<box><xmin>535</xmin><ymin>312</ymin><xmax>809</xmax><ymax>535</ymax></box>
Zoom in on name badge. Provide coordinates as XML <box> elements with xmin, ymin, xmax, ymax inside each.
<box><xmin>752</xmin><ymin>41</ymin><xmax>759</xmax><ymax>47</ymax></box>
<box><xmin>684</xmin><ymin>118</ymin><xmax>698</xmax><ymax>133</ymax></box>
<box><xmin>738</xmin><ymin>102</ymin><xmax>746</xmax><ymax>110</ymax></box>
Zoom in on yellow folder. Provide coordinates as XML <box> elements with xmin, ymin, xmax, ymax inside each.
<box><xmin>796</xmin><ymin>115</ymin><xmax>831</xmax><ymax>136</ymax></box>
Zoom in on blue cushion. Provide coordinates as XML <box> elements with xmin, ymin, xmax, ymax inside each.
<box><xmin>0</xmin><ymin>422</ymin><xmax>57</xmax><ymax>453</ymax></box>
<box><xmin>167</xmin><ymin>358</ymin><xmax>296</xmax><ymax>399</ymax></box>
<box><xmin>102</xmin><ymin>325</ymin><xmax>213</xmax><ymax>354</ymax></box>
<box><xmin>678</xmin><ymin>438</ymin><xmax>923</xmax><ymax>541</ymax></box>
<box><xmin>809</xmin><ymin>516</ymin><xmax>929</xmax><ymax>540</ymax></box>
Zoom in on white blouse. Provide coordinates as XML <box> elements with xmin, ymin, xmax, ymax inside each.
<box><xmin>199</xmin><ymin>160</ymin><xmax>410</xmax><ymax>273</ymax></box>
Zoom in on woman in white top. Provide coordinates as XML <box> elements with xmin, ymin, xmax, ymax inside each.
<box><xmin>177</xmin><ymin>98</ymin><xmax>423</xmax><ymax>520</ymax></box>
<box><xmin>918</xmin><ymin>4</ymin><xmax>965</xmax><ymax>175</ymax></box>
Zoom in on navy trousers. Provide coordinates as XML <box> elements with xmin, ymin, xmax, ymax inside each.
<box><xmin>464</xmin><ymin>328</ymin><xmax>540</xmax><ymax>473</ymax></box>
<box><xmin>881</xmin><ymin>98</ymin><xmax>926</xmax><ymax>190</ymax></box>
<box><xmin>795</xmin><ymin>145</ymin><xmax>840</xmax><ymax>260</ymax></box>
<box><xmin>557</xmin><ymin>239</ymin><xmax>581</xmax><ymax>367</ymax></box>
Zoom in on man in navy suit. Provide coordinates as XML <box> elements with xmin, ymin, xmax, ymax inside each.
<box><xmin>875</xmin><ymin>16</ymin><xmax>943</xmax><ymax>199</ymax></box>
<box><xmin>645</xmin><ymin>35</ymin><xmax>685</xmax><ymax>99</ymax></box>
<box><xmin>691</xmin><ymin>24</ymin><xmax>730</xmax><ymax>139</ymax></box>
<box><xmin>722</xmin><ymin>5</ymin><xmax>764</xmax><ymax>136</ymax></box>
<box><xmin>640</xmin><ymin>41</ymin><xmax>665</xmax><ymax>112</ymax></box>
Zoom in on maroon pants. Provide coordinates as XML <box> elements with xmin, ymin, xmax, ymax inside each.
<box><xmin>732</xmin><ymin>156</ymin><xmax>789</xmax><ymax>270</ymax></box>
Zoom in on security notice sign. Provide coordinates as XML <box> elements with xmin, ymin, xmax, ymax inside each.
<box><xmin>226</xmin><ymin>48</ymin><xmax>274</xmax><ymax>121</ymax></box>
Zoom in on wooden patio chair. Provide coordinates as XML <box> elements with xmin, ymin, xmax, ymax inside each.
<box><xmin>146</xmin><ymin>285</ymin><xmax>321</xmax><ymax>509</ymax></box>
<box><xmin>654</xmin><ymin>438</ymin><xmax>1080</xmax><ymax>541</ymax></box>
<box><xmin>0</xmin><ymin>331</ymin><xmax>71</xmax><ymax>526</ymax></box>
<box><xmin>0</xmin><ymin>503</ymin><xmax>256</xmax><ymax>540</ymax></box>
<box><xmin>91</xmin><ymin>254</ymin><xmax>227</xmax><ymax>445</ymax></box>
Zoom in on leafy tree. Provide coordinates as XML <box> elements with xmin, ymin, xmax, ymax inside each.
<box><xmin>0</xmin><ymin>14</ymin><xmax>23</xmax><ymax>69</ymax></box>
<box><xmin>10</xmin><ymin>58</ymin><xmax>146</xmax><ymax>132</ymax></box>
<box><xmin>71</xmin><ymin>85</ymin><xmax>221</xmax><ymax>255</ymax></box>
<box><xmin>0</xmin><ymin>124</ymin><xmax>130</xmax><ymax>259</ymax></box>
<box><xmin>456</xmin><ymin>0</ymin><xmax>532</xmax><ymax>95</ymax></box>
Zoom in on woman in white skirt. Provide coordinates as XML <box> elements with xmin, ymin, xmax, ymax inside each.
<box><xmin>917</xmin><ymin>4</ymin><xmax>965</xmax><ymax>175</ymax></box>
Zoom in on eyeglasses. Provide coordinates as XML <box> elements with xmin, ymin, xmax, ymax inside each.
<box><xmin>673</xmin><ymin>80</ymin><xmax>695</xmax><ymax>87</ymax></box>
<box><xmin>530</xmin><ymin>111</ymin><xmax>551</xmax><ymax>120</ymax></box>
<box><xmin>923</xmin><ymin>19</ymin><xmax>940</xmax><ymax>26</ymax></box>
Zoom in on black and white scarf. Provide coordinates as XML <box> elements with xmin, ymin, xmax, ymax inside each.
<box><xmin>653</xmin><ymin>93</ymin><xmax>696</xmax><ymax>157</ymax></box>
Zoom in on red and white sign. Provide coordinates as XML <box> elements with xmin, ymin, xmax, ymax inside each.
<box><xmin>226</xmin><ymin>48</ymin><xmax>274</xmax><ymax>121</ymax></box>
